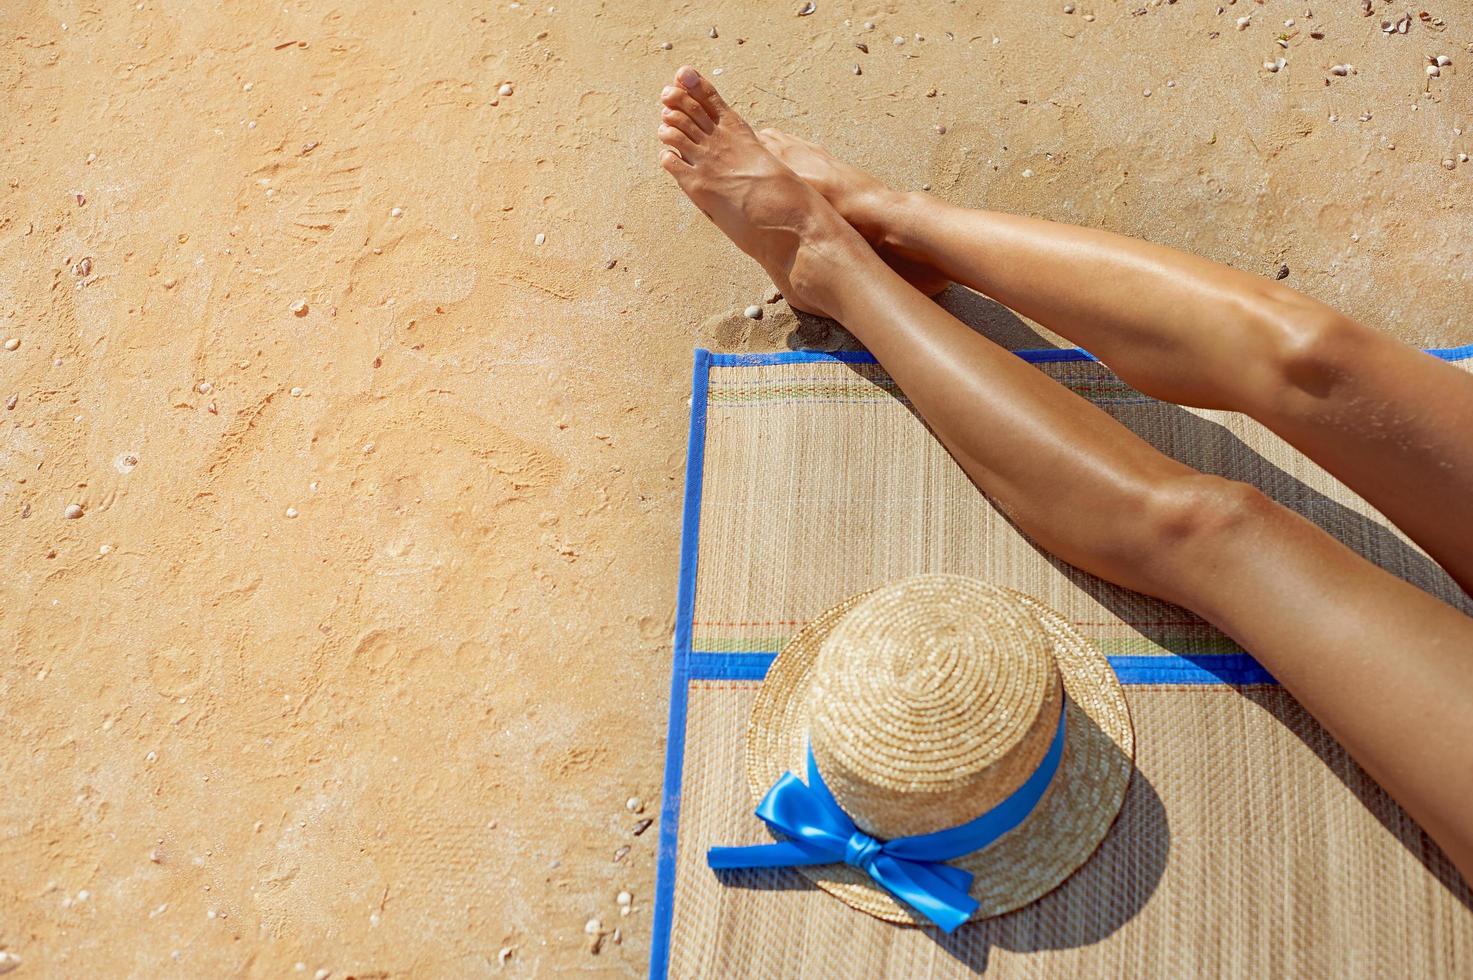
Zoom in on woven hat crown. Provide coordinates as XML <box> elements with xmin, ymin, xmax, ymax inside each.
<box><xmin>807</xmin><ymin>575</ymin><xmax>1065</xmax><ymax>840</ymax></box>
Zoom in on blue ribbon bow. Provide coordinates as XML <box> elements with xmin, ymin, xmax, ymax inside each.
<box><xmin>708</xmin><ymin>701</ymin><xmax>1068</xmax><ymax>933</ymax></box>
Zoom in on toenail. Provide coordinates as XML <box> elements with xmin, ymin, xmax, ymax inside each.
<box><xmin>677</xmin><ymin>66</ymin><xmax>700</xmax><ymax>88</ymax></box>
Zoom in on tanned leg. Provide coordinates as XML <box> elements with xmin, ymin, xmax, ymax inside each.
<box><xmin>760</xmin><ymin>129</ymin><xmax>1473</xmax><ymax>596</ymax></box>
<box><xmin>660</xmin><ymin>69</ymin><xmax>1473</xmax><ymax>880</ymax></box>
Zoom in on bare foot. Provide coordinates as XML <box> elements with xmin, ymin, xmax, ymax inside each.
<box><xmin>657</xmin><ymin>67</ymin><xmax>868</xmax><ymax>319</ymax></box>
<box><xmin>756</xmin><ymin>128</ymin><xmax>949</xmax><ymax>297</ymax></box>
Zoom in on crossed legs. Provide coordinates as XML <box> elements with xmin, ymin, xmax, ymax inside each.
<box><xmin>657</xmin><ymin>67</ymin><xmax>1473</xmax><ymax>882</ymax></box>
<box><xmin>757</xmin><ymin>128</ymin><xmax>1473</xmax><ymax>597</ymax></box>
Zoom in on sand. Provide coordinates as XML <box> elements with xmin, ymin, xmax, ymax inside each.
<box><xmin>0</xmin><ymin>0</ymin><xmax>1469</xmax><ymax>975</ymax></box>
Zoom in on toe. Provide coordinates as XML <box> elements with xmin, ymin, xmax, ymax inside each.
<box><xmin>660</xmin><ymin>86</ymin><xmax>715</xmax><ymax>133</ymax></box>
<box><xmin>657</xmin><ymin>123</ymin><xmax>699</xmax><ymax>160</ymax></box>
<box><xmin>674</xmin><ymin>65</ymin><xmax>728</xmax><ymax>119</ymax></box>
<box><xmin>661</xmin><ymin>107</ymin><xmax>705</xmax><ymax>142</ymax></box>
<box><xmin>658</xmin><ymin>147</ymin><xmax>690</xmax><ymax>175</ymax></box>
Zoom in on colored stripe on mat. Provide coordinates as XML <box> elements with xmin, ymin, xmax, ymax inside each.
<box><xmin>688</xmin><ymin>651</ymin><xmax>1278</xmax><ymax>686</ymax></box>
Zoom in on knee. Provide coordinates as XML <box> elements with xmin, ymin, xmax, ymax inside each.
<box><xmin>1126</xmin><ymin>474</ymin><xmax>1277</xmax><ymax>596</ymax></box>
<box><xmin>1144</xmin><ymin>474</ymin><xmax>1275</xmax><ymax>547</ymax></box>
<box><xmin>1252</xmin><ymin>290</ymin><xmax>1368</xmax><ymax>417</ymax></box>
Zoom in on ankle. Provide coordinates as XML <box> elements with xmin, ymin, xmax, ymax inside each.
<box><xmin>841</xmin><ymin>185</ymin><xmax>907</xmax><ymax>249</ymax></box>
<box><xmin>802</xmin><ymin>228</ymin><xmax>895</xmax><ymax>321</ymax></box>
<box><xmin>789</xmin><ymin>220</ymin><xmax>880</xmax><ymax>316</ymax></box>
<box><xmin>867</xmin><ymin>190</ymin><xmax>931</xmax><ymax>259</ymax></box>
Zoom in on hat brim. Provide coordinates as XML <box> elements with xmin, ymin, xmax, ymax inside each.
<box><xmin>744</xmin><ymin>586</ymin><xmax>1135</xmax><ymax>925</ymax></box>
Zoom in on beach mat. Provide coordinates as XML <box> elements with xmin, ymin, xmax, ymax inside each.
<box><xmin>652</xmin><ymin>345</ymin><xmax>1473</xmax><ymax>978</ymax></box>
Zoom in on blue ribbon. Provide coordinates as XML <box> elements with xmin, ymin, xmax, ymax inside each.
<box><xmin>708</xmin><ymin>700</ymin><xmax>1068</xmax><ymax>933</ymax></box>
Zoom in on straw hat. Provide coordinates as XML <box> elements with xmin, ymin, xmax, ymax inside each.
<box><xmin>744</xmin><ymin>574</ymin><xmax>1134</xmax><ymax>924</ymax></box>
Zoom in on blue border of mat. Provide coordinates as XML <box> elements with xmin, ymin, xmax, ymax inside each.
<box><xmin>712</xmin><ymin>342</ymin><xmax>1473</xmax><ymax>368</ymax></box>
<box><xmin>709</xmin><ymin>347</ymin><xmax>1098</xmax><ymax>367</ymax></box>
<box><xmin>648</xmin><ymin>342</ymin><xmax>1470</xmax><ymax>976</ymax></box>
<box><xmin>1429</xmin><ymin>342</ymin><xmax>1473</xmax><ymax>361</ymax></box>
<box><xmin>649</xmin><ymin>349</ymin><xmax>710</xmax><ymax>978</ymax></box>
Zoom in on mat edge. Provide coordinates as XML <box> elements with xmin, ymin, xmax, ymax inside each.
<box><xmin>649</xmin><ymin>349</ymin><xmax>711</xmax><ymax>979</ymax></box>
<box><xmin>708</xmin><ymin>343</ymin><xmax>1472</xmax><ymax>368</ymax></box>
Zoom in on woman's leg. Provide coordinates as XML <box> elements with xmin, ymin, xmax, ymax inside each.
<box><xmin>759</xmin><ymin>130</ymin><xmax>1473</xmax><ymax>595</ymax></box>
<box><xmin>657</xmin><ymin>67</ymin><xmax>1473</xmax><ymax>879</ymax></box>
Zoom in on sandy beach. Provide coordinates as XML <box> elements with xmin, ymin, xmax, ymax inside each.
<box><xmin>1</xmin><ymin>0</ymin><xmax>1469</xmax><ymax>975</ymax></box>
